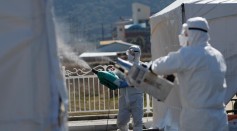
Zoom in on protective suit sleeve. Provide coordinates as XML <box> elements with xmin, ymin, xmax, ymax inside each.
<box><xmin>151</xmin><ymin>51</ymin><xmax>184</xmax><ymax>75</ymax></box>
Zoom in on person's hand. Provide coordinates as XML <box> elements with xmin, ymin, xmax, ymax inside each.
<box><xmin>142</xmin><ymin>61</ymin><xmax>155</xmax><ymax>74</ymax></box>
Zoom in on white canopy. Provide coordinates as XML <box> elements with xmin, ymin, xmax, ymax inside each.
<box><xmin>0</xmin><ymin>0</ymin><xmax>68</xmax><ymax>131</ymax></box>
<box><xmin>150</xmin><ymin>0</ymin><xmax>237</xmax><ymax>129</ymax></box>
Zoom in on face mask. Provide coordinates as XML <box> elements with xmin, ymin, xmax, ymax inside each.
<box><xmin>128</xmin><ymin>55</ymin><xmax>135</xmax><ymax>62</ymax></box>
<box><xmin>179</xmin><ymin>34</ymin><xmax>188</xmax><ymax>47</ymax></box>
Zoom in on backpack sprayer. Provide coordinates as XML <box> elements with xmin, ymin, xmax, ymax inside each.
<box><xmin>91</xmin><ymin>52</ymin><xmax>130</xmax><ymax>90</ymax></box>
<box><xmin>110</xmin><ymin>57</ymin><xmax>174</xmax><ymax>101</ymax></box>
<box><xmin>92</xmin><ymin>68</ymin><xmax>128</xmax><ymax>90</ymax></box>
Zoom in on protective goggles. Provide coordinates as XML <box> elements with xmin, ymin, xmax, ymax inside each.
<box><xmin>188</xmin><ymin>27</ymin><xmax>208</xmax><ymax>33</ymax></box>
<box><xmin>126</xmin><ymin>49</ymin><xmax>139</xmax><ymax>56</ymax></box>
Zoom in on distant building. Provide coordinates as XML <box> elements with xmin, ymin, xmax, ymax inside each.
<box><xmin>98</xmin><ymin>40</ymin><xmax>134</xmax><ymax>52</ymax></box>
<box><xmin>115</xmin><ymin>19</ymin><xmax>133</xmax><ymax>41</ymax></box>
<box><xmin>125</xmin><ymin>22</ymin><xmax>150</xmax><ymax>53</ymax></box>
<box><xmin>132</xmin><ymin>3</ymin><xmax>151</xmax><ymax>24</ymax></box>
<box><xmin>80</xmin><ymin>40</ymin><xmax>137</xmax><ymax>65</ymax></box>
<box><xmin>115</xmin><ymin>3</ymin><xmax>151</xmax><ymax>56</ymax></box>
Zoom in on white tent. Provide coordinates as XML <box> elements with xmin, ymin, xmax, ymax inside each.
<box><xmin>0</xmin><ymin>0</ymin><xmax>68</xmax><ymax>131</ymax></box>
<box><xmin>150</xmin><ymin>0</ymin><xmax>237</xmax><ymax>129</ymax></box>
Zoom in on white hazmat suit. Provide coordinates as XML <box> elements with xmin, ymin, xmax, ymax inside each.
<box><xmin>150</xmin><ymin>17</ymin><xmax>228</xmax><ymax>131</ymax></box>
<box><xmin>116</xmin><ymin>45</ymin><xmax>144</xmax><ymax>131</ymax></box>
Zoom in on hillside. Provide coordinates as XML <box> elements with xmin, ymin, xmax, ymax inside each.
<box><xmin>53</xmin><ymin>0</ymin><xmax>174</xmax><ymax>44</ymax></box>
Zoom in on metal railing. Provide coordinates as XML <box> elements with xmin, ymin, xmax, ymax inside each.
<box><xmin>62</xmin><ymin>65</ymin><xmax>153</xmax><ymax>116</ymax></box>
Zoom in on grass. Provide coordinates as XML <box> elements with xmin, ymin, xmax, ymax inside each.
<box><xmin>63</xmin><ymin>64</ymin><xmax>153</xmax><ymax>117</ymax></box>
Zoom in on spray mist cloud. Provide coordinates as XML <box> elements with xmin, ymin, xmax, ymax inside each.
<box><xmin>54</xmin><ymin>18</ymin><xmax>91</xmax><ymax>69</ymax></box>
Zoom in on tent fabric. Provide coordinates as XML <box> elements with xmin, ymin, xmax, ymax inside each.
<box><xmin>0</xmin><ymin>0</ymin><xmax>68</xmax><ymax>131</ymax></box>
<box><xmin>151</xmin><ymin>84</ymin><xmax>181</xmax><ymax>130</ymax></box>
<box><xmin>150</xmin><ymin>0</ymin><xmax>237</xmax><ymax>128</ymax></box>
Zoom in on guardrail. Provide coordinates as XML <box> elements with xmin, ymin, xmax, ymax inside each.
<box><xmin>62</xmin><ymin>65</ymin><xmax>153</xmax><ymax>116</ymax></box>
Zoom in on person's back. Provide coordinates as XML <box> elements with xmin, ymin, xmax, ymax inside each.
<box><xmin>178</xmin><ymin>43</ymin><xmax>226</xmax><ymax>109</ymax></box>
<box><xmin>177</xmin><ymin>42</ymin><xmax>228</xmax><ymax>131</ymax></box>
<box><xmin>177</xmin><ymin>17</ymin><xmax>228</xmax><ymax>131</ymax></box>
<box><xmin>148</xmin><ymin>17</ymin><xmax>228</xmax><ymax>131</ymax></box>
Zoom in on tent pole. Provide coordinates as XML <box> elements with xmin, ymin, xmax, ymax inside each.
<box><xmin>181</xmin><ymin>3</ymin><xmax>186</xmax><ymax>24</ymax></box>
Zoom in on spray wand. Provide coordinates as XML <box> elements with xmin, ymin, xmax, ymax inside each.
<box><xmin>109</xmin><ymin>57</ymin><xmax>133</xmax><ymax>74</ymax></box>
<box><xmin>110</xmin><ymin>57</ymin><xmax>175</xmax><ymax>101</ymax></box>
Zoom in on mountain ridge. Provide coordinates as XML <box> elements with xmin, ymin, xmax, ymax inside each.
<box><xmin>53</xmin><ymin>0</ymin><xmax>175</xmax><ymax>43</ymax></box>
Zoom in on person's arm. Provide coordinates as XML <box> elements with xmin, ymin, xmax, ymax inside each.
<box><xmin>151</xmin><ymin>51</ymin><xmax>184</xmax><ymax>75</ymax></box>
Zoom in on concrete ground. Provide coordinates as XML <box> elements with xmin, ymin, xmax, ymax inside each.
<box><xmin>68</xmin><ymin>118</ymin><xmax>117</xmax><ymax>131</ymax></box>
<box><xmin>68</xmin><ymin>117</ymin><xmax>153</xmax><ymax>131</ymax></box>
<box><xmin>68</xmin><ymin>96</ymin><xmax>237</xmax><ymax>131</ymax></box>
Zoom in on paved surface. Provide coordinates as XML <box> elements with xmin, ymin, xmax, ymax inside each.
<box><xmin>69</xmin><ymin>119</ymin><xmax>117</xmax><ymax>131</ymax></box>
<box><xmin>68</xmin><ymin>96</ymin><xmax>237</xmax><ymax>131</ymax></box>
<box><xmin>68</xmin><ymin>117</ymin><xmax>153</xmax><ymax>131</ymax></box>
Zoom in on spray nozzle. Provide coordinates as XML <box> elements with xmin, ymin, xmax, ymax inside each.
<box><xmin>92</xmin><ymin>68</ymin><xmax>98</xmax><ymax>74</ymax></box>
<box><xmin>110</xmin><ymin>58</ymin><xmax>132</xmax><ymax>73</ymax></box>
<box><xmin>116</xmin><ymin>58</ymin><xmax>133</xmax><ymax>71</ymax></box>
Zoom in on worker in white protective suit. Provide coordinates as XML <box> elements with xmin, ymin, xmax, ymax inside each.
<box><xmin>129</xmin><ymin>17</ymin><xmax>229</xmax><ymax>131</ymax></box>
<box><xmin>153</xmin><ymin>17</ymin><xmax>228</xmax><ymax>131</ymax></box>
<box><xmin>116</xmin><ymin>45</ymin><xmax>144</xmax><ymax>131</ymax></box>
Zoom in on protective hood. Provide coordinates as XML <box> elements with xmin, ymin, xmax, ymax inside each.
<box><xmin>186</xmin><ymin>17</ymin><xmax>210</xmax><ymax>46</ymax></box>
<box><xmin>179</xmin><ymin>23</ymin><xmax>188</xmax><ymax>47</ymax></box>
<box><xmin>126</xmin><ymin>45</ymin><xmax>141</xmax><ymax>63</ymax></box>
